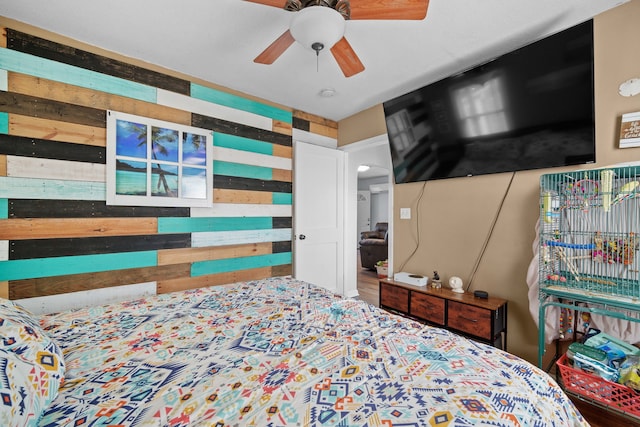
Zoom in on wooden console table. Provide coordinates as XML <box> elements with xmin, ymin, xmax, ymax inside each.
<box><xmin>379</xmin><ymin>278</ymin><xmax>508</xmax><ymax>350</ymax></box>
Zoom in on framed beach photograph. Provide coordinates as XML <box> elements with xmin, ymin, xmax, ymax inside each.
<box><xmin>106</xmin><ymin>111</ymin><xmax>213</xmax><ymax>207</ymax></box>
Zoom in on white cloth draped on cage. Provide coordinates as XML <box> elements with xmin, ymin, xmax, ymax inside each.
<box><xmin>528</xmin><ymin>216</ymin><xmax>640</xmax><ymax>345</ymax></box>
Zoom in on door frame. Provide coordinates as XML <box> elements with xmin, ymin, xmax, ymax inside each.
<box><xmin>340</xmin><ymin>134</ymin><xmax>394</xmax><ymax>298</ymax></box>
<box><xmin>356</xmin><ymin>190</ymin><xmax>371</xmax><ymax>246</ymax></box>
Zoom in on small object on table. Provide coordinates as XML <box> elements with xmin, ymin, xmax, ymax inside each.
<box><xmin>474</xmin><ymin>290</ymin><xmax>489</xmax><ymax>299</ymax></box>
<box><xmin>449</xmin><ymin>276</ymin><xmax>464</xmax><ymax>293</ymax></box>
<box><xmin>431</xmin><ymin>271</ymin><xmax>442</xmax><ymax>289</ymax></box>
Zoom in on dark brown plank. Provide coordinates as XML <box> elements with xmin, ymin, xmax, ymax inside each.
<box><xmin>272</xmin><ymin>216</ymin><xmax>292</xmax><ymax>229</ymax></box>
<box><xmin>10</xmin><ymin>234</ymin><xmax>191</xmax><ymax>260</ymax></box>
<box><xmin>272</xmin><ymin>264</ymin><xmax>292</xmax><ymax>277</ymax></box>
<box><xmin>213</xmin><ymin>175</ymin><xmax>292</xmax><ymax>193</ymax></box>
<box><xmin>0</xmin><ymin>134</ymin><xmax>106</xmax><ymax>163</ymax></box>
<box><xmin>272</xmin><ymin>241</ymin><xmax>292</xmax><ymax>254</ymax></box>
<box><xmin>0</xmin><ymin>91</ymin><xmax>105</xmax><ymax>128</ymax></box>
<box><xmin>6</xmin><ymin>28</ymin><xmax>191</xmax><ymax>95</ymax></box>
<box><xmin>9</xmin><ymin>199</ymin><xmax>189</xmax><ymax>218</ymax></box>
<box><xmin>292</xmin><ymin>117</ymin><xmax>310</xmax><ymax>132</ymax></box>
<box><xmin>9</xmin><ymin>263</ymin><xmax>192</xmax><ymax>299</ymax></box>
<box><xmin>193</xmin><ymin>114</ymin><xmax>292</xmax><ymax>147</ymax></box>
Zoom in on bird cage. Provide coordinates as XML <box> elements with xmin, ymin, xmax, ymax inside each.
<box><xmin>539</xmin><ymin>165</ymin><xmax>640</xmax><ymax>299</ymax></box>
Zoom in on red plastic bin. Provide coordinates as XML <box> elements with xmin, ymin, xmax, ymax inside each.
<box><xmin>556</xmin><ymin>353</ymin><xmax>640</xmax><ymax>418</ymax></box>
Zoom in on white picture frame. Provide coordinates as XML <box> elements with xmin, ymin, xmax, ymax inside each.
<box><xmin>106</xmin><ymin>110</ymin><xmax>213</xmax><ymax>207</ymax></box>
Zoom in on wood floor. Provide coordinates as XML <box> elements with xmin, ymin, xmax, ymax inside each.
<box><xmin>355</xmin><ymin>253</ymin><xmax>634</xmax><ymax>427</ymax></box>
<box><xmin>356</xmin><ymin>262</ymin><xmax>379</xmax><ymax>307</ymax></box>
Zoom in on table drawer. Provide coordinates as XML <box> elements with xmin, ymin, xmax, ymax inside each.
<box><xmin>380</xmin><ymin>283</ymin><xmax>409</xmax><ymax>312</ymax></box>
<box><xmin>447</xmin><ymin>301</ymin><xmax>492</xmax><ymax>340</ymax></box>
<box><xmin>410</xmin><ymin>293</ymin><xmax>445</xmax><ymax>325</ymax></box>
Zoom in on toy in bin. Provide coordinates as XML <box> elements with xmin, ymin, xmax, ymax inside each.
<box><xmin>567</xmin><ymin>342</ymin><xmax>619</xmax><ymax>382</ymax></box>
<box><xmin>566</xmin><ymin>328</ymin><xmax>640</xmax><ymax>388</ymax></box>
<box><xmin>582</xmin><ymin>328</ymin><xmax>640</xmax><ymax>368</ymax></box>
<box><xmin>620</xmin><ymin>355</ymin><xmax>640</xmax><ymax>392</ymax></box>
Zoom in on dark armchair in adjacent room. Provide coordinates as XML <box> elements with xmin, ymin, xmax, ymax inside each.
<box><xmin>359</xmin><ymin>222</ymin><xmax>388</xmax><ymax>270</ymax></box>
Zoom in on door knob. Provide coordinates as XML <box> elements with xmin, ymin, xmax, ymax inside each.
<box><xmin>299</xmin><ymin>234</ymin><xmax>306</xmax><ymax>240</ymax></box>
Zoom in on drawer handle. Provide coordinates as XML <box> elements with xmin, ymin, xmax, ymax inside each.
<box><xmin>459</xmin><ymin>316</ymin><xmax>478</xmax><ymax>323</ymax></box>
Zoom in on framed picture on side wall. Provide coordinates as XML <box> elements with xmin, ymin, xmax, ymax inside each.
<box><xmin>106</xmin><ymin>110</ymin><xmax>213</xmax><ymax>207</ymax></box>
<box><xmin>620</xmin><ymin>111</ymin><xmax>640</xmax><ymax>149</ymax></box>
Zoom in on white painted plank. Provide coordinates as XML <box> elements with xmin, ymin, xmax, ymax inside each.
<box><xmin>191</xmin><ymin>203</ymin><xmax>291</xmax><ymax>218</ymax></box>
<box><xmin>192</xmin><ymin>228</ymin><xmax>292</xmax><ymax>247</ymax></box>
<box><xmin>292</xmin><ymin>128</ymin><xmax>338</xmax><ymax>149</ymax></box>
<box><xmin>16</xmin><ymin>282</ymin><xmax>157</xmax><ymax>315</ymax></box>
<box><xmin>157</xmin><ymin>89</ymin><xmax>273</xmax><ymax>131</ymax></box>
<box><xmin>0</xmin><ymin>240</ymin><xmax>8</xmax><ymax>261</ymax></box>
<box><xmin>213</xmin><ymin>146</ymin><xmax>291</xmax><ymax>170</ymax></box>
<box><xmin>7</xmin><ymin>156</ymin><xmax>106</xmax><ymax>182</ymax></box>
<box><xmin>0</xmin><ymin>69</ymin><xmax>7</xmax><ymax>91</ymax></box>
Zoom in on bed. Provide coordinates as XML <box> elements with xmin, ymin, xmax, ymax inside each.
<box><xmin>1</xmin><ymin>276</ymin><xmax>586</xmax><ymax>426</ymax></box>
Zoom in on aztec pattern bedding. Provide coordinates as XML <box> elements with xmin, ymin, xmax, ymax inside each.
<box><xmin>3</xmin><ymin>277</ymin><xmax>586</xmax><ymax>426</ymax></box>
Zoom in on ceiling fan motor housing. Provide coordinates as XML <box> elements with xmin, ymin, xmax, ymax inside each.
<box><xmin>285</xmin><ymin>0</ymin><xmax>351</xmax><ymax>20</ymax></box>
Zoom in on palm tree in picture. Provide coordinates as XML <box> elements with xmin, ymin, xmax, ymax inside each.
<box><xmin>125</xmin><ymin>123</ymin><xmax>178</xmax><ymax>197</ymax></box>
<box><xmin>123</xmin><ymin>122</ymin><xmax>207</xmax><ymax>197</ymax></box>
<box><xmin>184</xmin><ymin>133</ymin><xmax>207</xmax><ymax>163</ymax></box>
<box><xmin>150</xmin><ymin>126</ymin><xmax>179</xmax><ymax>197</ymax></box>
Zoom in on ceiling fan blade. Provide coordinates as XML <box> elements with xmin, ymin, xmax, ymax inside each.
<box><xmin>350</xmin><ymin>0</ymin><xmax>429</xmax><ymax>20</ymax></box>
<box><xmin>244</xmin><ymin>0</ymin><xmax>288</xmax><ymax>8</ymax></box>
<box><xmin>254</xmin><ymin>30</ymin><xmax>295</xmax><ymax>65</ymax></box>
<box><xmin>331</xmin><ymin>37</ymin><xmax>365</xmax><ymax>78</ymax></box>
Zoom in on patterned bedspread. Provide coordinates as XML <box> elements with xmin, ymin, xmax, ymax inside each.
<box><xmin>36</xmin><ymin>277</ymin><xmax>586</xmax><ymax>426</ymax></box>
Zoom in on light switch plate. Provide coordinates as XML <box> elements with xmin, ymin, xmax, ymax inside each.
<box><xmin>400</xmin><ymin>208</ymin><xmax>411</xmax><ymax>219</ymax></box>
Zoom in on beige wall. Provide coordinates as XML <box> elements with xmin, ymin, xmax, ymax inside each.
<box><xmin>338</xmin><ymin>0</ymin><xmax>640</xmax><ymax>364</ymax></box>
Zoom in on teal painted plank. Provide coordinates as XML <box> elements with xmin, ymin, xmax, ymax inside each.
<box><xmin>191</xmin><ymin>83</ymin><xmax>292</xmax><ymax>124</ymax></box>
<box><xmin>158</xmin><ymin>216</ymin><xmax>273</xmax><ymax>233</ymax></box>
<box><xmin>0</xmin><ymin>177</ymin><xmax>105</xmax><ymax>200</ymax></box>
<box><xmin>213</xmin><ymin>161</ymin><xmax>273</xmax><ymax>181</ymax></box>
<box><xmin>272</xmin><ymin>193</ymin><xmax>292</xmax><ymax>205</ymax></box>
<box><xmin>0</xmin><ymin>251</ymin><xmax>157</xmax><ymax>281</ymax></box>
<box><xmin>0</xmin><ymin>112</ymin><xmax>8</xmax><ymax>134</ymax></box>
<box><xmin>191</xmin><ymin>252</ymin><xmax>292</xmax><ymax>277</ymax></box>
<box><xmin>0</xmin><ymin>199</ymin><xmax>7</xmax><ymax>219</ymax></box>
<box><xmin>0</xmin><ymin>49</ymin><xmax>157</xmax><ymax>103</ymax></box>
<box><xmin>213</xmin><ymin>133</ymin><xmax>274</xmax><ymax>155</ymax></box>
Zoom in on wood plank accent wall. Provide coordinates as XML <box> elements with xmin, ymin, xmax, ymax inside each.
<box><xmin>0</xmin><ymin>27</ymin><xmax>337</xmax><ymax>307</ymax></box>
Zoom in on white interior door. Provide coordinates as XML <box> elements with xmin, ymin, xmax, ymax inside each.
<box><xmin>357</xmin><ymin>190</ymin><xmax>371</xmax><ymax>244</ymax></box>
<box><xmin>294</xmin><ymin>141</ymin><xmax>344</xmax><ymax>294</ymax></box>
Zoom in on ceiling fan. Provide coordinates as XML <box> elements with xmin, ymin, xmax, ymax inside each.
<box><xmin>246</xmin><ymin>0</ymin><xmax>429</xmax><ymax>77</ymax></box>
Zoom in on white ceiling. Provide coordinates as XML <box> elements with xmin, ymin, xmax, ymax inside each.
<box><xmin>358</xmin><ymin>165</ymin><xmax>389</xmax><ymax>179</ymax></box>
<box><xmin>0</xmin><ymin>0</ymin><xmax>629</xmax><ymax>122</ymax></box>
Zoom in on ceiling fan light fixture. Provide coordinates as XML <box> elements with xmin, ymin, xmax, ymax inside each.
<box><xmin>289</xmin><ymin>6</ymin><xmax>346</xmax><ymax>53</ymax></box>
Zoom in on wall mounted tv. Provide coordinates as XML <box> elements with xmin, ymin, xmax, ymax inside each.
<box><xmin>383</xmin><ymin>19</ymin><xmax>595</xmax><ymax>184</ymax></box>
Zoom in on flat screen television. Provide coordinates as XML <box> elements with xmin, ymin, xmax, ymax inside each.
<box><xmin>383</xmin><ymin>19</ymin><xmax>595</xmax><ymax>184</ymax></box>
